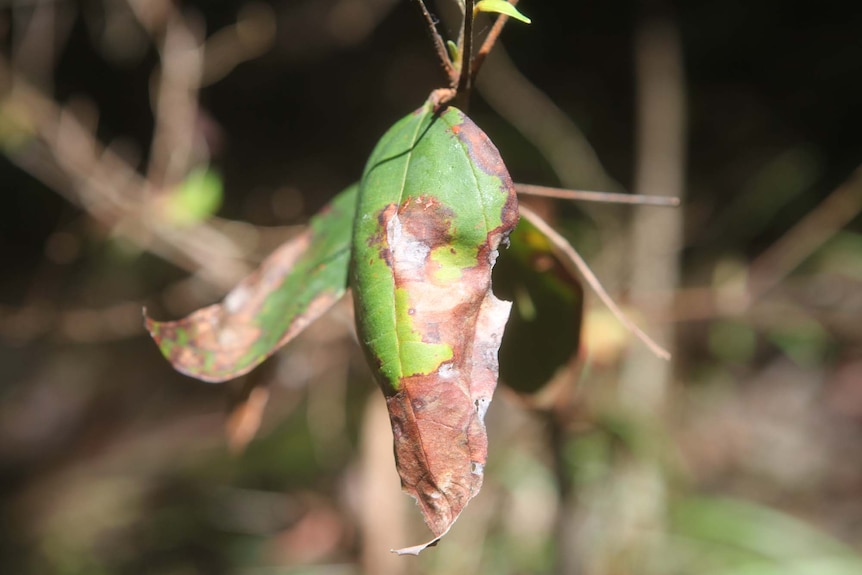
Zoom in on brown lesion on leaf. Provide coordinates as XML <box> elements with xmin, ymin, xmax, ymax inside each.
<box><xmin>386</xmin><ymin>285</ymin><xmax>511</xmax><ymax>545</ymax></box>
<box><xmin>397</xmin><ymin>196</ymin><xmax>456</xmax><ymax>252</ymax></box>
<box><xmin>369</xmin><ymin>203</ymin><xmax>398</xmax><ymax>268</ymax></box>
<box><xmin>375</xmin><ymin>189</ymin><xmax>516</xmax><ymax>550</ymax></box>
<box><xmin>447</xmin><ymin>114</ymin><xmax>515</xmax><ymax>190</ymax></box>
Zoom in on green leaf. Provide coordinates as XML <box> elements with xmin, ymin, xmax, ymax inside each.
<box><xmin>446</xmin><ymin>40</ymin><xmax>460</xmax><ymax>65</ymax></box>
<box><xmin>475</xmin><ymin>0</ymin><xmax>532</xmax><ymax>24</ymax></box>
<box><xmin>351</xmin><ymin>99</ymin><xmax>518</xmax><ymax>554</ymax></box>
<box><xmin>146</xmin><ymin>184</ymin><xmax>357</xmax><ymax>382</ymax></box>
<box><xmin>164</xmin><ymin>166</ymin><xmax>224</xmax><ymax>225</ymax></box>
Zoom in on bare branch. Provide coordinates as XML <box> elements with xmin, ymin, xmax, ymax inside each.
<box><xmin>455</xmin><ymin>0</ymin><xmax>476</xmax><ymax>102</ymax></box>
<box><xmin>0</xmin><ymin>59</ymin><xmax>249</xmax><ymax>289</ymax></box>
<box><xmin>516</xmin><ymin>183</ymin><xmax>680</xmax><ymax>207</ymax></box>
<box><xmin>147</xmin><ymin>11</ymin><xmax>204</xmax><ymax>190</ymax></box>
<box><xmin>749</xmin><ymin>165</ymin><xmax>862</xmax><ymax>299</ymax></box>
<box><xmin>412</xmin><ymin>0</ymin><xmax>457</xmax><ymax>85</ymax></box>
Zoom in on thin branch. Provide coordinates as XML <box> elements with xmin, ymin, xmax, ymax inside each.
<box><xmin>471</xmin><ymin>0</ymin><xmax>519</xmax><ymax>81</ymax></box>
<box><xmin>748</xmin><ymin>165</ymin><xmax>862</xmax><ymax>299</ymax></box>
<box><xmin>456</xmin><ymin>0</ymin><xmax>475</xmax><ymax>101</ymax></box>
<box><xmin>516</xmin><ymin>183</ymin><xmax>680</xmax><ymax>207</ymax></box>
<box><xmin>412</xmin><ymin>0</ymin><xmax>457</xmax><ymax>85</ymax></box>
<box><xmin>147</xmin><ymin>11</ymin><xmax>204</xmax><ymax>190</ymax></box>
<box><xmin>519</xmin><ymin>205</ymin><xmax>672</xmax><ymax>361</ymax></box>
<box><xmin>0</xmin><ymin>58</ymin><xmax>249</xmax><ymax>289</ymax></box>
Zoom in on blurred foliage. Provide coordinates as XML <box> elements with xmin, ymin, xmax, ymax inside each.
<box><xmin>163</xmin><ymin>167</ymin><xmax>225</xmax><ymax>226</ymax></box>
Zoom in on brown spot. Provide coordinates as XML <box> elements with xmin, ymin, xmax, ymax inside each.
<box><xmin>372</xmin><ymin>203</ymin><xmax>399</xmax><ymax>267</ymax></box>
<box><xmin>498</xmin><ymin>186</ymin><xmax>520</xmax><ymax>236</ymax></box>
<box><xmin>398</xmin><ymin>196</ymin><xmax>455</xmax><ymax>249</ymax></box>
<box><xmin>450</xmin><ymin>114</ymin><xmax>514</xmax><ymax>193</ymax></box>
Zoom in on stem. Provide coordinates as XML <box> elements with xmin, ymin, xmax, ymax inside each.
<box><xmin>412</xmin><ymin>0</ymin><xmax>457</xmax><ymax>84</ymax></box>
<box><xmin>455</xmin><ymin>0</ymin><xmax>475</xmax><ymax>106</ymax></box>
<box><xmin>516</xmin><ymin>183</ymin><xmax>680</xmax><ymax>207</ymax></box>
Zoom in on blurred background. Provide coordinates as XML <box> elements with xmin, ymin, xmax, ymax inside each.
<box><xmin>2</xmin><ymin>1</ymin><xmax>862</xmax><ymax>574</ymax></box>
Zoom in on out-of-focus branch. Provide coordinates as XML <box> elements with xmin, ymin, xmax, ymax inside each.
<box><xmin>0</xmin><ymin>59</ymin><xmax>249</xmax><ymax>289</ymax></box>
<box><xmin>748</xmin><ymin>166</ymin><xmax>862</xmax><ymax>299</ymax></box>
<box><xmin>475</xmin><ymin>43</ymin><xmax>622</xmax><ymax>192</ymax></box>
<box><xmin>621</xmin><ymin>16</ymin><xmax>687</xmax><ymax>409</ymax></box>
<box><xmin>645</xmin><ymin>165</ymin><xmax>862</xmax><ymax>326</ymax></box>
<box><xmin>0</xmin><ymin>1</ymin><xmax>285</xmax><ymax>293</ymax></box>
<box><xmin>147</xmin><ymin>11</ymin><xmax>204</xmax><ymax>190</ymax></box>
<box><xmin>201</xmin><ymin>3</ymin><xmax>277</xmax><ymax>86</ymax></box>
<box><xmin>613</xmin><ymin>13</ymin><xmax>686</xmax><ymax>575</ymax></box>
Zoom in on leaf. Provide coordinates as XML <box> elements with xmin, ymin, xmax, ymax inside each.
<box><xmin>474</xmin><ymin>0</ymin><xmax>532</xmax><ymax>24</ymax></box>
<box><xmin>494</xmin><ymin>214</ymin><xmax>583</xmax><ymax>395</ymax></box>
<box><xmin>163</xmin><ymin>166</ymin><xmax>224</xmax><ymax>225</ymax></box>
<box><xmin>351</xmin><ymin>100</ymin><xmax>518</xmax><ymax>554</ymax></box>
<box><xmin>146</xmin><ymin>184</ymin><xmax>357</xmax><ymax>382</ymax></box>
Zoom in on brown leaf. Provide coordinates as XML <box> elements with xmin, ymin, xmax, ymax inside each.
<box><xmin>388</xmin><ymin>294</ymin><xmax>511</xmax><ymax>555</ymax></box>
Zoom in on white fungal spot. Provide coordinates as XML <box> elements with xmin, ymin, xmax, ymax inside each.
<box><xmin>475</xmin><ymin>397</ymin><xmax>491</xmax><ymax>421</ymax></box>
<box><xmin>224</xmin><ymin>288</ymin><xmax>249</xmax><ymax>313</ymax></box>
<box><xmin>471</xmin><ymin>461</ymin><xmax>485</xmax><ymax>475</ymax></box>
<box><xmin>388</xmin><ymin>213</ymin><xmax>430</xmax><ymax>274</ymax></box>
<box><xmin>438</xmin><ymin>362</ymin><xmax>456</xmax><ymax>379</ymax></box>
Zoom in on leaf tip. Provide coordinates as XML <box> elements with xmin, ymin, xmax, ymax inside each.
<box><xmin>391</xmin><ymin>537</ymin><xmax>441</xmax><ymax>556</ymax></box>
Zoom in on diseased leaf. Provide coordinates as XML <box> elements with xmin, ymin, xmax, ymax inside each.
<box><xmin>351</xmin><ymin>100</ymin><xmax>518</xmax><ymax>554</ymax></box>
<box><xmin>494</xmin><ymin>214</ymin><xmax>583</xmax><ymax>395</ymax></box>
<box><xmin>146</xmin><ymin>184</ymin><xmax>357</xmax><ymax>382</ymax></box>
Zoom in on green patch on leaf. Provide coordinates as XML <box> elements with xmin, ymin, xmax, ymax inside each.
<box><xmin>395</xmin><ymin>288</ymin><xmax>454</xmax><ymax>376</ymax></box>
<box><xmin>430</xmin><ymin>244</ymin><xmax>478</xmax><ymax>282</ymax></box>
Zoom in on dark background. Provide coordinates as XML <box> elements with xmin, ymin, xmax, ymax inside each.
<box><xmin>2</xmin><ymin>1</ymin><xmax>861</xmax><ymax>574</ymax></box>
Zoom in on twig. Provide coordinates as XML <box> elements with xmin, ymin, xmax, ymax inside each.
<box><xmin>456</xmin><ymin>0</ymin><xmax>476</xmax><ymax>103</ymax></box>
<box><xmin>519</xmin><ymin>205</ymin><xmax>671</xmax><ymax>360</ymax></box>
<box><xmin>0</xmin><ymin>59</ymin><xmax>250</xmax><ymax>289</ymax></box>
<box><xmin>516</xmin><ymin>183</ymin><xmax>680</xmax><ymax>207</ymax></box>
<box><xmin>147</xmin><ymin>11</ymin><xmax>204</xmax><ymax>190</ymax></box>
<box><xmin>412</xmin><ymin>0</ymin><xmax>457</xmax><ymax>85</ymax></box>
<box><xmin>471</xmin><ymin>0</ymin><xmax>518</xmax><ymax>81</ymax></box>
<box><xmin>748</xmin><ymin>166</ymin><xmax>862</xmax><ymax>299</ymax></box>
